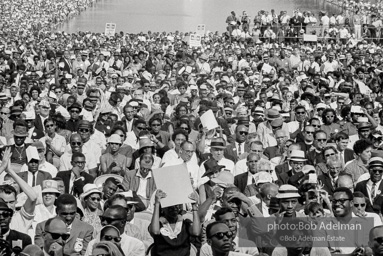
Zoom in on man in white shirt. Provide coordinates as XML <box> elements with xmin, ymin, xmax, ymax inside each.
<box><xmin>124</xmin><ymin>119</ymin><xmax>147</xmax><ymax>151</ymax></box>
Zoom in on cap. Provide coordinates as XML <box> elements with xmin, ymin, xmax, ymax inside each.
<box><xmin>369</xmin><ymin>157</ymin><xmax>383</xmax><ymax>168</ymax></box>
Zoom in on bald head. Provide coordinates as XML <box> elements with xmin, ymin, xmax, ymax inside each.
<box><xmin>337</xmin><ymin>174</ymin><xmax>354</xmax><ymax>192</ymax></box>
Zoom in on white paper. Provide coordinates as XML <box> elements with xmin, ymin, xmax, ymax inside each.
<box><xmin>116</xmin><ymin>59</ymin><xmax>123</xmax><ymax>68</ymax></box>
<box><xmin>185</xmin><ymin>66</ymin><xmax>193</xmax><ymax>73</ymax></box>
<box><xmin>59</xmin><ymin>62</ymin><xmax>65</xmax><ymax>68</ymax></box>
<box><xmin>303</xmin><ymin>34</ymin><xmax>318</xmax><ymax>42</ymax></box>
<box><xmin>152</xmin><ymin>164</ymin><xmax>194</xmax><ymax>208</ymax></box>
<box><xmin>308</xmin><ymin>174</ymin><xmax>318</xmax><ymax>184</ymax></box>
<box><xmin>261</xmin><ymin>63</ymin><xmax>272</xmax><ymax>73</ymax></box>
<box><xmin>200</xmin><ymin>110</ymin><xmax>219</xmax><ymax>130</ymax></box>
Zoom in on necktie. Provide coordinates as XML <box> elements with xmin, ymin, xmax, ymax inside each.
<box><xmin>238</xmin><ymin>143</ymin><xmax>242</xmax><ymax>156</ymax></box>
<box><xmin>252</xmin><ymin>177</ymin><xmax>255</xmax><ymax>184</ymax></box>
<box><xmin>32</xmin><ymin>173</ymin><xmax>36</xmax><ymax>187</ymax></box>
<box><xmin>339</xmin><ymin>152</ymin><xmax>344</xmax><ymax>165</ymax></box>
<box><xmin>372</xmin><ymin>182</ymin><xmax>377</xmax><ymax>201</ymax></box>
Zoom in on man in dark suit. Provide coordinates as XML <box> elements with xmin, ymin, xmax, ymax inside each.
<box><xmin>35</xmin><ymin>194</ymin><xmax>93</xmax><ymax>255</ymax></box>
<box><xmin>264</xmin><ymin>130</ymin><xmax>289</xmax><ymax>160</ymax></box>
<box><xmin>24</xmin><ymin>111</ymin><xmax>44</xmax><ymax>140</ymax></box>
<box><xmin>122</xmin><ymin>104</ymin><xmax>136</xmax><ymax>132</ymax></box>
<box><xmin>297</xmin><ymin>125</ymin><xmax>315</xmax><ymax>153</ymax></box>
<box><xmin>0</xmin><ymin>198</ymin><xmax>31</xmax><ymax>253</ymax></box>
<box><xmin>41</xmin><ymin>217</ymin><xmax>69</xmax><ymax>256</ymax></box>
<box><xmin>307</xmin><ymin>130</ymin><xmax>327</xmax><ymax>166</ymax></box>
<box><xmin>225</xmin><ymin>124</ymin><xmax>250</xmax><ymax>163</ymax></box>
<box><xmin>234</xmin><ymin>153</ymin><xmax>259</xmax><ymax>193</ymax></box>
<box><xmin>318</xmin><ymin>156</ymin><xmax>343</xmax><ymax>195</ymax></box>
<box><xmin>17</xmin><ymin>146</ymin><xmax>52</xmax><ymax>187</ymax></box>
<box><xmin>58</xmin><ymin>50</ymin><xmax>73</xmax><ymax>73</ymax></box>
<box><xmin>355</xmin><ymin>157</ymin><xmax>383</xmax><ymax>214</ymax></box>
<box><xmin>33</xmin><ymin>99</ymin><xmax>52</xmax><ymax>135</ymax></box>
<box><xmin>335</xmin><ymin>132</ymin><xmax>355</xmax><ymax>166</ymax></box>
<box><xmin>56</xmin><ymin>152</ymin><xmax>94</xmax><ymax>197</ymax></box>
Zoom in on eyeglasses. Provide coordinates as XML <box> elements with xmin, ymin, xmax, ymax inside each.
<box><xmin>48</xmin><ymin>232</ymin><xmax>70</xmax><ymax>241</ymax></box>
<box><xmin>291</xmin><ymin>161</ymin><xmax>304</xmax><ymax>166</ymax></box>
<box><xmin>325</xmin><ymin>153</ymin><xmax>336</xmax><ymax>157</ymax></box>
<box><xmin>374</xmin><ymin>237</ymin><xmax>383</xmax><ymax>244</ymax></box>
<box><xmin>305</xmin><ymin>131</ymin><xmax>314</xmax><ymax>134</ymax></box>
<box><xmin>71</xmin><ymin>142</ymin><xmax>82</xmax><ymax>146</ymax></box>
<box><xmin>136</xmin><ymin>126</ymin><xmax>147</xmax><ymax>131</ymax></box>
<box><xmin>89</xmin><ymin>197</ymin><xmax>101</xmax><ymax>202</ymax></box>
<box><xmin>354</xmin><ymin>203</ymin><xmax>366</xmax><ymax>207</ymax></box>
<box><xmin>371</xmin><ymin>169</ymin><xmax>383</xmax><ymax>174</ymax></box>
<box><xmin>317</xmin><ymin>139</ymin><xmax>327</xmax><ymax>142</ymax></box>
<box><xmin>60</xmin><ymin>211</ymin><xmax>76</xmax><ymax>216</ymax></box>
<box><xmin>312</xmin><ymin>125</ymin><xmax>321</xmax><ymax>128</ymax></box>
<box><xmin>0</xmin><ymin>112</ymin><xmax>9</xmax><ymax>115</ymax></box>
<box><xmin>180</xmin><ymin>127</ymin><xmax>189</xmax><ymax>131</ymax></box>
<box><xmin>209</xmin><ymin>231</ymin><xmax>233</xmax><ymax>240</ymax></box>
<box><xmin>99</xmin><ymin>216</ymin><xmax>124</xmax><ymax>224</ymax></box>
<box><xmin>102</xmin><ymin>235</ymin><xmax>122</xmax><ymax>243</ymax></box>
<box><xmin>332</xmin><ymin>198</ymin><xmax>350</xmax><ymax>205</ymax></box>
<box><xmin>296</xmin><ymin>111</ymin><xmax>305</xmax><ymax>115</ymax></box>
<box><xmin>71</xmin><ymin>110</ymin><xmax>80</xmax><ymax>113</ymax></box>
<box><xmin>326</xmin><ymin>115</ymin><xmax>334</xmax><ymax>118</ymax></box>
<box><xmin>45</xmin><ymin>124</ymin><xmax>54</xmax><ymax>128</ymax></box>
<box><xmin>239</xmin><ymin>131</ymin><xmax>248</xmax><ymax>136</ymax></box>
<box><xmin>79</xmin><ymin>129</ymin><xmax>90</xmax><ymax>133</ymax></box>
<box><xmin>0</xmin><ymin>211</ymin><xmax>12</xmax><ymax>219</ymax></box>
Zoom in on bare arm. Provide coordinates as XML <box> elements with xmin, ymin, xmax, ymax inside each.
<box><xmin>149</xmin><ymin>190</ymin><xmax>166</xmax><ymax>235</ymax></box>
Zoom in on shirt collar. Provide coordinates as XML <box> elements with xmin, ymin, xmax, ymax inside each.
<box><xmin>136</xmin><ymin>170</ymin><xmax>152</xmax><ymax>179</ymax></box>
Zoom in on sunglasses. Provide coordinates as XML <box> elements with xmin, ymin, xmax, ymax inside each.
<box><xmin>325</xmin><ymin>153</ymin><xmax>335</xmax><ymax>157</ymax></box>
<box><xmin>209</xmin><ymin>231</ymin><xmax>233</xmax><ymax>240</ymax></box>
<box><xmin>305</xmin><ymin>131</ymin><xmax>314</xmax><ymax>134</ymax></box>
<box><xmin>374</xmin><ymin>237</ymin><xmax>383</xmax><ymax>244</ymax></box>
<box><xmin>312</xmin><ymin>125</ymin><xmax>321</xmax><ymax>128</ymax></box>
<box><xmin>0</xmin><ymin>211</ymin><xmax>12</xmax><ymax>219</ymax></box>
<box><xmin>317</xmin><ymin>139</ymin><xmax>327</xmax><ymax>142</ymax></box>
<box><xmin>89</xmin><ymin>197</ymin><xmax>101</xmax><ymax>202</ymax></box>
<box><xmin>79</xmin><ymin>129</ymin><xmax>90</xmax><ymax>133</ymax></box>
<box><xmin>332</xmin><ymin>198</ymin><xmax>350</xmax><ymax>205</ymax></box>
<box><xmin>0</xmin><ymin>112</ymin><xmax>9</xmax><ymax>115</ymax></box>
<box><xmin>99</xmin><ymin>216</ymin><xmax>124</xmax><ymax>224</ymax></box>
<box><xmin>48</xmin><ymin>232</ymin><xmax>70</xmax><ymax>241</ymax></box>
<box><xmin>136</xmin><ymin>127</ymin><xmax>147</xmax><ymax>131</ymax></box>
<box><xmin>71</xmin><ymin>110</ymin><xmax>80</xmax><ymax>113</ymax></box>
<box><xmin>371</xmin><ymin>169</ymin><xmax>383</xmax><ymax>174</ymax></box>
<box><xmin>102</xmin><ymin>235</ymin><xmax>122</xmax><ymax>243</ymax></box>
<box><xmin>239</xmin><ymin>131</ymin><xmax>248</xmax><ymax>136</ymax></box>
<box><xmin>354</xmin><ymin>203</ymin><xmax>366</xmax><ymax>207</ymax></box>
<box><xmin>326</xmin><ymin>115</ymin><xmax>334</xmax><ymax>118</ymax></box>
<box><xmin>45</xmin><ymin>124</ymin><xmax>54</xmax><ymax>128</ymax></box>
<box><xmin>296</xmin><ymin>111</ymin><xmax>305</xmax><ymax>115</ymax></box>
<box><xmin>71</xmin><ymin>142</ymin><xmax>82</xmax><ymax>146</ymax></box>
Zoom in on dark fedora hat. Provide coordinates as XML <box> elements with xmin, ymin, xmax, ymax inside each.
<box><xmin>202</xmin><ymin>158</ymin><xmax>225</xmax><ymax>177</ymax></box>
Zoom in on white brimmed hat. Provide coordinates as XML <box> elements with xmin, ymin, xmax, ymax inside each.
<box><xmin>80</xmin><ymin>184</ymin><xmax>103</xmax><ymax>200</ymax></box>
<box><xmin>276</xmin><ymin>184</ymin><xmax>301</xmax><ymax>199</ymax></box>
<box><xmin>42</xmin><ymin>180</ymin><xmax>60</xmax><ymax>194</ymax></box>
<box><xmin>211</xmin><ymin>171</ymin><xmax>234</xmax><ymax>188</ymax></box>
<box><xmin>253</xmin><ymin>171</ymin><xmax>272</xmax><ymax>185</ymax></box>
<box><xmin>94</xmin><ymin>174</ymin><xmax>123</xmax><ymax>188</ymax></box>
<box><xmin>108</xmin><ymin>134</ymin><xmax>122</xmax><ymax>144</ymax></box>
<box><xmin>117</xmin><ymin>191</ymin><xmax>138</xmax><ymax>205</ymax></box>
<box><xmin>289</xmin><ymin>150</ymin><xmax>307</xmax><ymax>162</ymax></box>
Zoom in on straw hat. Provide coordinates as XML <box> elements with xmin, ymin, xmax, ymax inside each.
<box><xmin>80</xmin><ymin>184</ymin><xmax>102</xmax><ymax>201</ymax></box>
<box><xmin>289</xmin><ymin>150</ymin><xmax>307</xmax><ymax>162</ymax></box>
<box><xmin>276</xmin><ymin>184</ymin><xmax>301</xmax><ymax>199</ymax></box>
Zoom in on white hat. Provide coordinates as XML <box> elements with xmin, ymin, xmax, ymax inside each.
<box><xmin>253</xmin><ymin>171</ymin><xmax>272</xmax><ymax>185</ymax></box>
<box><xmin>351</xmin><ymin>106</ymin><xmax>364</xmax><ymax>114</ymax></box>
<box><xmin>190</xmin><ymin>85</ymin><xmax>198</xmax><ymax>90</ymax></box>
<box><xmin>42</xmin><ymin>180</ymin><xmax>60</xmax><ymax>194</ymax></box>
<box><xmin>26</xmin><ymin>146</ymin><xmax>40</xmax><ymax>162</ymax></box>
<box><xmin>289</xmin><ymin>150</ymin><xmax>307</xmax><ymax>162</ymax></box>
<box><xmin>80</xmin><ymin>184</ymin><xmax>103</xmax><ymax>201</ymax></box>
<box><xmin>23</xmin><ymin>111</ymin><xmax>35</xmax><ymax>120</ymax></box>
<box><xmin>199</xmin><ymin>84</ymin><xmax>208</xmax><ymax>90</ymax></box>
<box><xmin>94</xmin><ymin>174</ymin><xmax>123</xmax><ymax>188</ymax></box>
<box><xmin>276</xmin><ymin>184</ymin><xmax>301</xmax><ymax>199</ymax></box>
<box><xmin>38</xmin><ymin>99</ymin><xmax>51</xmax><ymax>109</ymax></box>
<box><xmin>316</xmin><ymin>103</ymin><xmax>327</xmax><ymax>109</ymax></box>
<box><xmin>108</xmin><ymin>134</ymin><xmax>122</xmax><ymax>144</ymax></box>
<box><xmin>210</xmin><ymin>171</ymin><xmax>234</xmax><ymax>188</ymax></box>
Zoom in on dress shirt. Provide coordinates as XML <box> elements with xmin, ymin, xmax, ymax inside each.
<box><xmin>136</xmin><ymin>171</ymin><xmax>152</xmax><ymax>200</ymax></box>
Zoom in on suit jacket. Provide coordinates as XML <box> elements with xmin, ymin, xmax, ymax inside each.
<box><xmin>35</xmin><ymin>218</ymin><xmax>93</xmax><ymax>256</ymax></box>
<box><xmin>17</xmin><ymin>170</ymin><xmax>52</xmax><ymax>188</ymax></box>
<box><xmin>225</xmin><ymin>142</ymin><xmax>250</xmax><ymax>163</ymax></box>
<box><xmin>355</xmin><ymin>179</ymin><xmax>383</xmax><ymax>213</ymax></box>
<box><xmin>7</xmin><ymin>229</ymin><xmax>32</xmax><ymax>251</ymax></box>
<box><xmin>307</xmin><ymin>150</ymin><xmax>325</xmax><ymax>166</ymax></box>
<box><xmin>264</xmin><ymin>146</ymin><xmax>283</xmax><ymax>160</ymax></box>
<box><xmin>33</xmin><ymin>114</ymin><xmax>45</xmax><ymax>135</ymax></box>
<box><xmin>122</xmin><ymin>169</ymin><xmax>156</xmax><ymax>200</ymax></box>
<box><xmin>56</xmin><ymin>170</ymin><xmax>94</xmax><ymax>197</ymax></box>
<box><xmin>59</xmin><ymin>57</ymin><xmax>72</xmax><ymax>73</ymax></box>
<box><xmin>318</xmin><ymin>173</ymin><xmax>335</xmax><ymax>195</ymax></box>
<box><xmin>343</xmin><ymin>148</ymin><xmax>355</xmax><ymax>164</ymax></box>
<box><xmin>30</xmin><ymin>127</ymin><xmax>45</xmax><ymax>141</ymax></box>
<box><xmin>234</xmin><ymin>172</ymin><xmax>249</xmax><ymax>193</ymax></box>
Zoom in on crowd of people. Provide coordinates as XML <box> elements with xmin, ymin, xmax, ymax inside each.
<box><xmin>3</xmin><ymin>0</ymin><xmax>383</xmax><ymax>255</ymax></box>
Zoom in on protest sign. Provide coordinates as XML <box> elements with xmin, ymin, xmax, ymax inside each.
<box><xmin>152</xmin><ymin>164</ymin><xmax>194</xmax><ymax>208</ymax></box>
<box><xmin>303</xmin><ymin>34</ymin><xmax>317</xmax><ymax>42</ymax></box>
<box><xmin>105</xmin><ymin>23</ymin><xmax>116</xmax><ymax>37</ymax></box>
<box><xmin>196</xmin><ymin>24</ymin><xmax>206</xmax><ymax>35</ymax></box>
<box><xmin>200</xmin><ymin>110</ymin><xmax>219</xmax><ymax>130</ymax></box>
<box><xmin>189</xmin><ymin>34</ymin><xmax>202</xmax><ymax>47</ymax></box>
